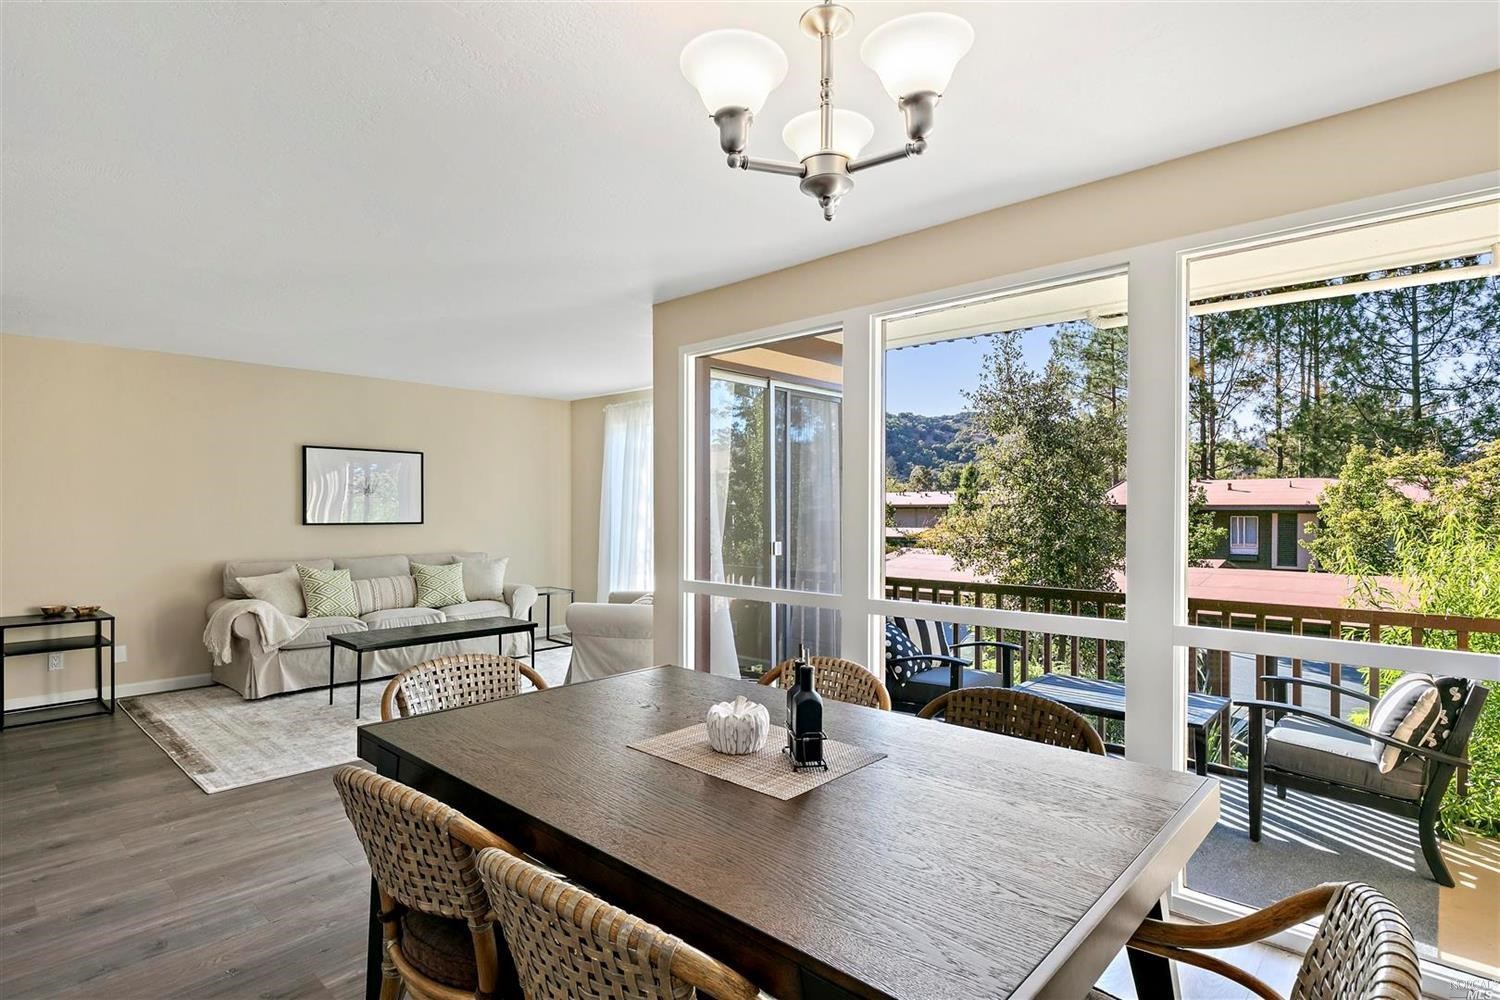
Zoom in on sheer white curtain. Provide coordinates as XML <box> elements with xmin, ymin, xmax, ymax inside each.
<box><xmin>598</xmin><ymin>399</ymin><xmax>654</xmax><ymax>598</ymax></box>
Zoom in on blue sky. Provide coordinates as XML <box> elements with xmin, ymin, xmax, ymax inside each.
<box><xmin>885</xmin><ymin>328</ymin><xmax>1057</xmax><ymax>415</ymax></box>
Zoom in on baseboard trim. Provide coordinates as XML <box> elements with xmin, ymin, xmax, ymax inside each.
<box><xmin>3</xmin><ymin>673</ymin><xmax>213</xmax><ymax>712</ymax></box>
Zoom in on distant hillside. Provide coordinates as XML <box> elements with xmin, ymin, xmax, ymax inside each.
<box><xmin>885</xmin><ymin>411</ymin><xmax>986</xmax><ymax>480</ymax></box>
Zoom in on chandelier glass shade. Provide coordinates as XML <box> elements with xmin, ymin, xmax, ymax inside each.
<box><xmin>859</xmin><ymin>12</ymin><xmax>974</xmax><ymax>101</ymax></box>
<box><xmin>679</xmin><ymin>29</ymin><xmax>789</xmax><ymax>115</ymax></box>
<box><xmin>680</xmin><ymin>2</ymin><xmax>973</xmax><ymax>221</ymax></box>
<box><xmin>782</xmin><ymin>108</ymin><xmax>874</xmax><ymax>162</ymax></box>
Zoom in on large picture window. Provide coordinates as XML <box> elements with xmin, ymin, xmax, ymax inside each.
<box><xmin>676</xmin><ymin>187</ymin><xmax>1499</xmax><ymax>988</ymax></box>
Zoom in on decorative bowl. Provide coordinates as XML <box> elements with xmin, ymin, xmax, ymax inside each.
<box><xmin>71</xmin><ymin>605</ymin><xmax>101</xmax><ymax>617</ymax></box>
<box><xmin>705</xmin><ymin>696</ymin><xmax>771</xmax><ymax>755</ymax></box>
<box><xmin>38</xmin><ymin>604</ymin><xmax>69</xmax><ymax>618</ymax></box>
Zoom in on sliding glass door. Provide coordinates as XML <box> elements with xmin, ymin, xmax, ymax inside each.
<box><xmin>702</xmin><ymin>360</ymin><xmax>842</xmax><ymax>678</ymax></box>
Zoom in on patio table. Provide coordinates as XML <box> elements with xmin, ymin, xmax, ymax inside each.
<box><xmin>1017</xmin><ymin>672</ymin><xmax>1231</xmax><ymax>776</ymax></box>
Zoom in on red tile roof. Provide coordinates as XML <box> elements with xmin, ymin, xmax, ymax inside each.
<box><xmin>1108</xmin><ymin>478</ymin><xmax>1335</xmax><ymax>510</ymax></box>
<box><xmin>1106</xmin><ymin>477</ymin><xmax>1430</xmax><ymax>510</ymax></box>
<box><xmin>884</xmin><ymin>549</ymin><xmax>1399</xmax><ymax>609</ymax></box>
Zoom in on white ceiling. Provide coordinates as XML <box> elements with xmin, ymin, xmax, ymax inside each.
<box><xmin>4</xmin><ymin>2</ymin><xmax>1497</xmax><ymax>400</ymax></box>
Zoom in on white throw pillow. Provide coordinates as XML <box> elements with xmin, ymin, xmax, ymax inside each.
<box><xmin>1368</xmin><ymin>672</ymin><xmax>1439</xmax><ymax>773</ymax></box>
<box><xmin>632</xmin><ymin>594</ymin><xmax>654</xmax><ymax>605</ymax></box>
<box><xmin>459</xmin><ymin>556</ymin><xmax>508</xmax><ymax>601</ymax></box>
<box><xmin>236</xmin><ymin>567</ymin><xmax>306</xmax><ymax>617</ymax></box>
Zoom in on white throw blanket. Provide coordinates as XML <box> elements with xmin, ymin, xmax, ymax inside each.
<box><xmin>203</xmin><ymin>599</ymin><xmax>308</xmax><ymax>666</ymax></box>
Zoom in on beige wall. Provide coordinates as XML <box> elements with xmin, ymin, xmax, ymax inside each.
<box><xmin>0</xmin><ymin>334</ymin><xmax>572</xmax><ymax>703</ymax></box>
<box><xmin>569</xmin><ymin>388</ymin><xmax>651</xmax><ymax>605</ymax></box>
<box><xmin>651</xmin><ymin>72</ymin><xmax>1500</xmax><ymax>664</ymax></box>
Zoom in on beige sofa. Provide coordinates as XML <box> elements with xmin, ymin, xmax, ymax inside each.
<box><xmin>207</xmin><ymin>551</ymin><xmax>538</xmax><ymax>699</ymax></box>
<box><xmin>564</xmin><ymin>590</ymin><xmax>653</xmax><ymax>684</ymax></box>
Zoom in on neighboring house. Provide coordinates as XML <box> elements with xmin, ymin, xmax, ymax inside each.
<box><xmin>1109</xmin><ymin>478</ymin><xmax>1331</xmax><ymax>570</ymax></box>
<box><xmin>885</xmin><ymin>491</ymin><xmax>955</xmax><ymax>545</ymax></box>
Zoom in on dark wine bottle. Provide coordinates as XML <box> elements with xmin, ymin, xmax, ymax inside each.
<box><xmin>789</xmin><ymin>645</ymin><xmax>824</xmax><ymax>765</ymax></box>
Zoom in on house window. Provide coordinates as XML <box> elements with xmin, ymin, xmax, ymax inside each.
<box><xmin>1228</xmin><ymin>515</ymin><xmax>1258</xmax><ymax>556</ymax></box>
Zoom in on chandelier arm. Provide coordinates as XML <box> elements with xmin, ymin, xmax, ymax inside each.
<box><xmin>846</xmin><ymin>138</ymin><xmax>927</xmax><ymax>173</ymax></box>
<box><xmin>729</xmin><ymin>155</ymin><xmax>808</xmax><ymax>177</ymax></box>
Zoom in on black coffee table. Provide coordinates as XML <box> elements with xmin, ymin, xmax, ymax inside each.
<box><xmin>328</xmin><ymin>615</ymin><xmax>538</xmax><ymax>717</ymax></box>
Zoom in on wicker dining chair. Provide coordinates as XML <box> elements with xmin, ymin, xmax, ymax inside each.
<box><xmin>381</xmin><ymin>653</ymin><xmax>549</xmax><ymax>721</ymax></box>
<box><xmin>332</xmin><ymin>765</ymin><xmax>523</xmax><ymax>1000</ymax></box>
<box><xmin>758</xmin><ymin>656</ymin><xmax>892</xmax><ymax>711</ymax></box>
<box><xmin>474</xmin><ymin>848</ymin><xmax>762</xmax><ymax>1000</ymax></box>
<box><xmin>917</xmin><ymin>687</ymin><xmax>1105</xmax><ymax>755</ymax></box>
<box><xmin>1090</xmin><ymin>881</ymin><xmax>1419</xmax><ymax>1000</ymax></box>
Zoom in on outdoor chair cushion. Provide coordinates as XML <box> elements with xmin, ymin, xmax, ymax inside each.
<box><xmin>1265</xmin><ymin>715</ymin><xmax>1426</xmax><ymax>801</ymax></box>
<box><xmin>896</xmin><ymin>664</ymin><xmax>1007</xmax><ymax>713</ymax></box>
<box><xmin>282</xmin><ymin>615</ymin><xmax>366</xmax><ymax>650</ymax></box>
<box><xmin>1368</xmin><ymin>673</ymin><xmax>1440</xmax><ymax>772</ymax></box>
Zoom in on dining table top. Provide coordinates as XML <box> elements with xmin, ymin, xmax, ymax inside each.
<box><xmin>358</xmin><ymin>665</ymin><xmax>1218</xmax><ymax>1000</ymax></box>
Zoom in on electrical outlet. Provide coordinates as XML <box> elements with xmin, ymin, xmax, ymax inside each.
<box><xmin>116</xmin><ymin>645</ymin><xmax>127</xmax><ymax>663</ymax></box>
<box><xmin>48</xmin><ymin>652</ymin><xmax>65</xmax><ymax>672</ymax></box>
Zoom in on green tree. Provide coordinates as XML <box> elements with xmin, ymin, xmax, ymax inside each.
<box><xmin>712</xmin><ymin>380</ymin><xmax>767</xmax><ymax>584</ymax></box>
<box><xmin>930</xmin><ymin>338</ymin><xmax>1125</xmax><ymax>590</ymax></box>
<box><xmin>1342</xmin><ymin>265</ymin><xmax>1500</xmax><ymax>458</ymax></box>
<box><xmin>1052</xmin><ymin>321</ymin><xmax>1127</xmax><ymax>483</ymax></box>
<box><xmin>1308</xmin><ymin>442</ymin><xmax>1500</xmax><ymax>836</ymax></box>
<box><xmin>1187</xmin><ymin>482</ymin><xmax>1226</xmax><ymax>565</ymax></box>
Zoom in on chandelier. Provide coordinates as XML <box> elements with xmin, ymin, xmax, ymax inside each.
<box><xmin>680</xmin><ymin>3</ymin><xmax>973</xmax><ymax>221</ymax></box>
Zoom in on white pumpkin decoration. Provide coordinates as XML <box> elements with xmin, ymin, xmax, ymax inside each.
<box><xmin>705</xmin><ymin>696</ymin><xmax>771</xmax><ymax>755</ymax></box>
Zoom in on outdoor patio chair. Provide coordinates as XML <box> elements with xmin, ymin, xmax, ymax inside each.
<box><xmin>1240</xmin><ymin>673</ymin><xmax>1488</xmax><ymax>887</ymax></box>
<box><xmin>884</xmin><ymin>616</ymin><xmax>1021</xmax><ymax>714</ymax></box>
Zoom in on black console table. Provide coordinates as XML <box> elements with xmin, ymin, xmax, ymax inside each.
<box><xmin>0</xmin><ymin>611</ymin><xmax>116</xmax><ymax>731</ymax></box>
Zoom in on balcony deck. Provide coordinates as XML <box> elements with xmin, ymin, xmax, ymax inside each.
<box><xmin>1190</xmin><ymin>773</ymin><xmax>1500</xmax><ymax>976</ymax></box>
<box><xmin>873</xmin><ymin>574</ymin><xmax>1500</xmax><ymax>979</ymax></box>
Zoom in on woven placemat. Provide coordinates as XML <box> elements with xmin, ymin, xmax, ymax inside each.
<box><xmin>629</xmin><ymin>724</ymin><xmax>886</xmax><ymax>800</ymax></box>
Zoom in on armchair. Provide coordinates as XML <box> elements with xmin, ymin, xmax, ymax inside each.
<box><xmin>564</xmin><ymin>591</ymin><xmax>653</xmax><ymax>684</ymax></box>
<box><xmin>883</xmin><ymin>616</ymin><xmax>1021</xmax><ymax>714</ymax></box>
<box><xmin>1240</xmin><ymin>673</ymin><xmax>1487</xmax><ymax>886</ymax></box>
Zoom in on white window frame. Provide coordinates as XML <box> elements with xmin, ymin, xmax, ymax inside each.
<box><xmin>674</xmin><ymin>174</ymin><xmax>1500</xmax><ymax>993</ymax></box>
<box><xmin>1228</xmin><ymin>514</ymin><xmax>1259</xmax><ymax>557</ymax></box>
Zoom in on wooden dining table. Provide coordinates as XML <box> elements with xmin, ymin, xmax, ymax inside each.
<box><xmin>356</xmin><ymin>665</ymin><xmax>1218</xmax><ymax>1000</ymax></box>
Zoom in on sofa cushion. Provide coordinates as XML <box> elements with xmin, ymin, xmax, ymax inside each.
<box><xmin>360</xmin><ymin>607</ymin><xmax>445</xmax><ymax>630</ymax></box>
<box><xmin>440</xmin><ymin>600</ymin><xmax>510</xmax><ymax>622</ymax></box>
<box><xmin>458</xmin><ymin>556</ymin><xmax>508</xmax><ymax>601</ymax></box>
<box><xmin>413</xmin><ymin>562</ymin><xmax>467</xmax><ymax>609</ymax></box>
<box><xmin>223</xmin><ymin>558</ymin><xmax>332</xmax><ymax>599</ymax></box>
<box><xmin>1265</xmin><ymin>714</ymin><xmax>1426</xmax><ymax>800</ymax></box>
<box><xmin>283</xmin><ymin>616</ymin><xmax>366</xmax><ymax>650</ymax></box>
<box><xmin>333</xmin><ymin>554</ymin><xmax>411</xmax><ymax>581</ymax></box>
<box><xmin>236</xmin><ymin>567</ymin><xmax>306</xmax><ymax>617</ymax></box>
<box><xmin>353</xmin><ymin>575</ymin><xmax>418</xmax><ymax>615</ymax></box>
<box><xmin>407</xmin><ymin>551</ymin><xmax>485</xmax><ymax>567</ymax></box>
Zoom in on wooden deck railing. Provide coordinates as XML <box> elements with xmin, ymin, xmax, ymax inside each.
<box><xmin>884</xmin><ymin>575</ymin><xmax>1500</xmax><ymax>770</ymax></box>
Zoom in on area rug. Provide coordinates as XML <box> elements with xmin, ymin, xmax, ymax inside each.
<box><xmin>122</xmin><ymin>646</ymin><xmax>572</xmax><ymax>793</ymax></box>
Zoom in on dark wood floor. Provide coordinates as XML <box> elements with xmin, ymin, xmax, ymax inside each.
<box><xmin>0</xmin><ymin>711</ymin><xmax>368</xmax><ymax>999</ymax></box>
